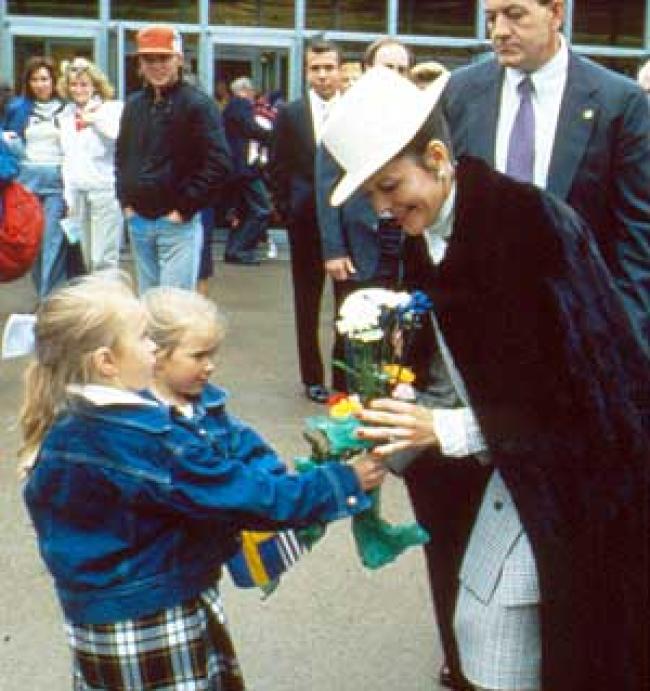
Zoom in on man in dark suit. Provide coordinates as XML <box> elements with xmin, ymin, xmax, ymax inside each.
<box><xmin>269</xmin><ymin>37</ymin><xmax>342</xmax><ymax>403</ymax></box>
<box><xmin>442</xmin><ymin>0</ymin><xmax>650</xmax><ymax>349</ymax></box>
<box><xmin>222</xmin><ymin>76</ymin><xmax>273</xmax><ymax>265</ymax></box>
<box><xmin>410</xmin><ymin>2</ymin><xmax>650</xmax><ymax>688</ymax></box>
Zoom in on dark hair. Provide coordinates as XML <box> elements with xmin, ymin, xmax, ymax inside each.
<box><xmin>21</xmin><ymin>56</ymin><xmax>57</xmax><ymax>100</ymax></box>
<box><xmin>0</xmin><ymin>82</ymin><xmax>14</xmax><ymax>121</ymax></box>
<box><xmin>397</xmin><ymin>104</ymin><xmax>454</xmax><ymax>164</ymax></box>
<box><xmin>363</xmin><ymin>37</ymin><xmax>415</xmax><ymax>70</ymax></box>
<box><xmin>305</xmin><ymin>35</ymin><xmax>342</xmax><ymax>65</ymax></box>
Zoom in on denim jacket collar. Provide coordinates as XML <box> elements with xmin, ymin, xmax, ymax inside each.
<box><xmin>137</xmin><ymin>382</ymin><xmax>230</xmax><ymax>425</ymax></box>
<box><xmin>66</xmin><ymin>385</ymin><xmax>172</xmax><ymax>434</ymax></box>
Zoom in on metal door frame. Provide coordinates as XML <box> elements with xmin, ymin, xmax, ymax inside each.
<box><xmin>205</xmin><ymin>29</ymin><xmax>298</xmax><ymax>100</ymax></box>
<box><xmin>2</xmin><ymin>17</ymin><xmax>102</xmax><ymax>87</ymax></box>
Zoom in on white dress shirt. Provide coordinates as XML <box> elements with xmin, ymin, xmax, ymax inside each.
<box><xmin>495</xmin><ymin>35</ymin><xmax>569</xmax><ymax>188</ymax></box>
<box><xmin>309</xmin><ymin>89</ymin><xmax>340</xmax><ymax>143</ymax></box>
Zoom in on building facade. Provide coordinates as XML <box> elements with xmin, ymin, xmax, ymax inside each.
<box><xmin>1</xmin><ymin>0</ymin><xmax>648</xmax><ymax>100</ymax></box>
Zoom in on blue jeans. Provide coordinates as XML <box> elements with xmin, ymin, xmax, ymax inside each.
<box><xmin>224</xmin><ymin>176</ymin><xmax>271</xmax><ymax>259</ymax></box>
<box><xmin>127</xmin><ymin>213</ymin><xmax>201</xmax><ymax>293</ymax></box>
<box><xmin>18</xmin><ymin>163</ymin><xmax>67</xmax><ymax>299</ymax></box>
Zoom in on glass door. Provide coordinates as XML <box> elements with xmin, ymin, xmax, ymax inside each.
<box><xmin>208</xmin><ymin>33</ymin><xmax>295</xmax><ymax>105</ymax></box>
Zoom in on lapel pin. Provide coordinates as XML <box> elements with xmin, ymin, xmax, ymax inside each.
<box><xmin>582</xmin><ymin>108</ymin><xmax>594</xmax><ymax>120</ymax></box>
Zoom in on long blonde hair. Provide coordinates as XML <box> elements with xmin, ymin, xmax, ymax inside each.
<box><xmin>19</xmin><ymin>274</ymin><xmax>139</xmax><ymax>462</ymax></box>
<box><xmin>143</xmin><ymin>287</ymin><xmax>226</xmax><ymax>358</ymax></box>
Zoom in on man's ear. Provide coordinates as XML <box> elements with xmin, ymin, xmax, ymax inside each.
<box><xmin>91</xmin><ymin>346</ymin><xmax>118</xmax><ymax>380</ymax></box>
<box><xmin>422</xmin><ymin>139</ymin><xmax>451</xmax><ymax>175</ymax></box>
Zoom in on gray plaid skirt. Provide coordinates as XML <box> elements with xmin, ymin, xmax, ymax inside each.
<box><xmin>454</xmin><ymin>530</ymin><xmax>541</xmax><ymax>691</ymax></box>
<box><xmin>66</xmin><ymin>585</ymin><xmax>245</xmax><ymax>690</ymax></box>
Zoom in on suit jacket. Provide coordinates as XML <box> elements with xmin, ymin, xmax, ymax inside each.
<box><xmin>403</xmin><ymin>157</ymin><xmax>649</xmax><ymax>691</ymax></box>
<box><xmin>442</xmin><ymin>51</ymin><xmax>650</xmax><ymax>349</ymax></box>
<box><xmin>268</xmin><ymin>97</ymin><xmax>317</xmax><ymax>227</ymax></box>
<box><xmin>315</xmin><ymin>144</ymin><xmax>380</xmax><ymax>282</ymax></box>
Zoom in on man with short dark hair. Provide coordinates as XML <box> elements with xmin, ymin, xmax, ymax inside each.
<box><xmin>116</xmin><ymin>24</ymin><xmax>231</xmax><ymax>293</ymax></box>
<box><xmin>269</xmin><ymin>37</ymin><xmax>343</xmax><ymax>403</ymax></box>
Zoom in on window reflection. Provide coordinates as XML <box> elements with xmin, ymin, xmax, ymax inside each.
<box><xmin>587</xmin><ymin>55</ymin><xmax>645</xmax><ymax>79</ymax></box>
<box><xmin>8</xmin><ymin>0</ymin><xmax>97</xmax><ymax>18</ymax></box>
<box><xmin>399</xmin><ymin>0</ymin><xmax>476</xmax><ymax>38</ymax></box>
<box><xmin>111</xmin><ymin>0</ymin><xmax>198</xmax><ymax>23</ymax></box>
<box><xmin>306</xmin><ymin>0</ymin><xmax>387</xmax><ymax>32</ymax></box>
<box><xmin>572</xmin><ymin>0</ymin><xmax>644</xmax><ymax>48</ymax></box>
<box><xmin>210</xmin><ymin>0</ymin><xmax>294</xmax><ymax>27</ymax></box>
<box><xmin>411</xmin><ymin>45</ymin><xmax>484</xmax><ymax>72</ymax></box>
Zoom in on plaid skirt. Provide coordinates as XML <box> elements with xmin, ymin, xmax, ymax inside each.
<box><xmin>66</xmin><ymin>585</ymin><xmax>245</xmax><ymax>690</ymax></box>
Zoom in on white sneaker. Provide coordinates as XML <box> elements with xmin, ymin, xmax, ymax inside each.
<box><xmin>266</xmin><ymin>239</ymin><xmax>278</xmax><ymax>259</ymax></box>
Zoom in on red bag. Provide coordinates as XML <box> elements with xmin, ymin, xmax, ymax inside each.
<box><xmin>0</xmin><ymin>181</ymin><xmax>44</xmax><ymax>282</ymax></box>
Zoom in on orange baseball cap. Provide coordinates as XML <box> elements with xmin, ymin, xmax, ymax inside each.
<box><xmin>136</xmin><ymin>25</ymin><xmax>183</xmax><ymax>55</ymax></box>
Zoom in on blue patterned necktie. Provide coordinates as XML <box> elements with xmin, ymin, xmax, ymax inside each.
<box><xmin>506</xmin><ymin>76</ymin><xmax>535</xmax><ymax>183</ymax></box>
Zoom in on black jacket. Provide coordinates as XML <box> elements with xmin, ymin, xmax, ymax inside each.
<box><xmin>268</xmin><ymin>98</ymin><xmax>316</xmax><ymax>224</ymax></box>
<box><xmin>404</xmin><ymin>157</ymin><xmax>649</xmax><ymax>691</ymax></box>
<box><xmin>115</xmin><ymin>81</ymin><xmax>232</xmax><ymax>220</ymax></box>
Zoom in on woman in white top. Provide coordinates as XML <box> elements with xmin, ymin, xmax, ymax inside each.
<box><xmin>58</xmin><ymin>58</ymin><xmax>124</xmax><ymax>273</ymax></box>
<box><xmin>3</xmin><ymin>57</ymin><xmax>68</xmax><ymax>298</ymax></box>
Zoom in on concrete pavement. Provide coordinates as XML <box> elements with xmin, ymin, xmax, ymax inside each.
<box><xmin>0</xmin><ymin>245</ymin><xmax>444</xmax><ymax>690</ymax></box>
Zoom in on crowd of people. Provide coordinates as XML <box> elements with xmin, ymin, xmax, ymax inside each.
<box><xmin>3</xmin><ymin>1</ymin><xmax>650</xmax><ymax>689</ymax></box>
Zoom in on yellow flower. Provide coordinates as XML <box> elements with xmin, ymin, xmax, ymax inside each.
<box><xmin>329</xmin><ymin>394</ymin><xmax>363</xmax><ymax>418</ymax></box>
<box><xmin>383</xmin><ymin>364</ymin><xmax>416</xmax><ymax>384</ymax></box>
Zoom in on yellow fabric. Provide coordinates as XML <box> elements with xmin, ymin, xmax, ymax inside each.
<box><xmin>240</xmin><ymin>531</ymin><xmax>275</xmax><ymax>585</ymax></box>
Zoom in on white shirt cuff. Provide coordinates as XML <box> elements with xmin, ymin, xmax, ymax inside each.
<box><xmin>432</xmin><ymin>407</ymin><xmax>488</xmax><ymax>458</ymax></box>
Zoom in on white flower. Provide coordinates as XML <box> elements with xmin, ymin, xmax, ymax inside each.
<box><xmin>337</xmin><ymin>288</ymin><xmax>411</xmax><ymax>335</ymax></box>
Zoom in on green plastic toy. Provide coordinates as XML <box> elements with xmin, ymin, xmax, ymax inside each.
<box><xmin>296</xmin><ymin>413</ymin><xmax>429</xmax><ymax>569</ymax></box>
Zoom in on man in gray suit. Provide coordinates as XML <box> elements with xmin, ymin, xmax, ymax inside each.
<box><xmin>442</xmin><ymin>0</ymin><xmax>650</xmax><ymax>349</ymax></box>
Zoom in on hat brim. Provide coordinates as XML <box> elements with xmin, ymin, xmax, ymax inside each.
<box><xmin>329</xmin><ymin>72</ymin><xmax>449</xmax><ymax>207</ymax></box>
<box><xmin>136</xmin><ymin>48</ymin><xmax>180</xmax><ymax>55</ymax></box>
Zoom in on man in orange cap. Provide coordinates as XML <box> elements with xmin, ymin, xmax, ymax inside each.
<box><xmin>116</xmin><ymin>24</ymin><xmax>231</xmax><ymax>293</ymax></box>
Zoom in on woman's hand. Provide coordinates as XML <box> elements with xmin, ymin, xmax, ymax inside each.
<box><xmin>355</xmin><ymin>398</ymin><xmax>440</xmax><ymax>457</ymax></box>
<box><xmin>350</xmin><ymin>452</ymin><xmax>388</xmax><ymax>491</ymax></box>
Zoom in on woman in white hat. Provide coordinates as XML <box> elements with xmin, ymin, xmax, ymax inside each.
<box><xmin>322</xmin><ymin>67</ymin><xmax>649</xmax><ymax>691</ymax></box>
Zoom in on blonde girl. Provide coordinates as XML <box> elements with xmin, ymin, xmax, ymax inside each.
<box><xmin>58</xmin><ymin>57</ymin><xmax>124</xmax><ymax>273</ymax></box>
<box><xmin>21</xmin><ymin>276</ymin><xmax>384</xmax><ymax>690</ymax></box>
<box><xmin>144</xmin><ymin>286</ymin><xmax>225</xmax><ymax>410</ymax></box>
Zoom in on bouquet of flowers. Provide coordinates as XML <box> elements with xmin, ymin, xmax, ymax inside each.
<box><xmin>296</xmin><ymin>288</ymin><xmax>432</xmax><ymax>569</ymax></box>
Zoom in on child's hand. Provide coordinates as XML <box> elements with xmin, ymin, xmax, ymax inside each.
<box><xmin>350</xmin><ymin>452</ymin><xmax>387</xmax><ymax>491</ymax></box>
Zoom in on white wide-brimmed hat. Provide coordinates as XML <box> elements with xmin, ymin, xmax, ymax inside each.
<box><xmin>322</xmin><ymin>66</ymin><xmax>449</xmax><ymax>207</ymax></box>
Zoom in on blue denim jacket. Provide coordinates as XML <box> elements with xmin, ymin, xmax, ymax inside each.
<box><xmin>24</xmin><ymin>384</ymin><xmax>370</xmax><ymax>624</ymax></box>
